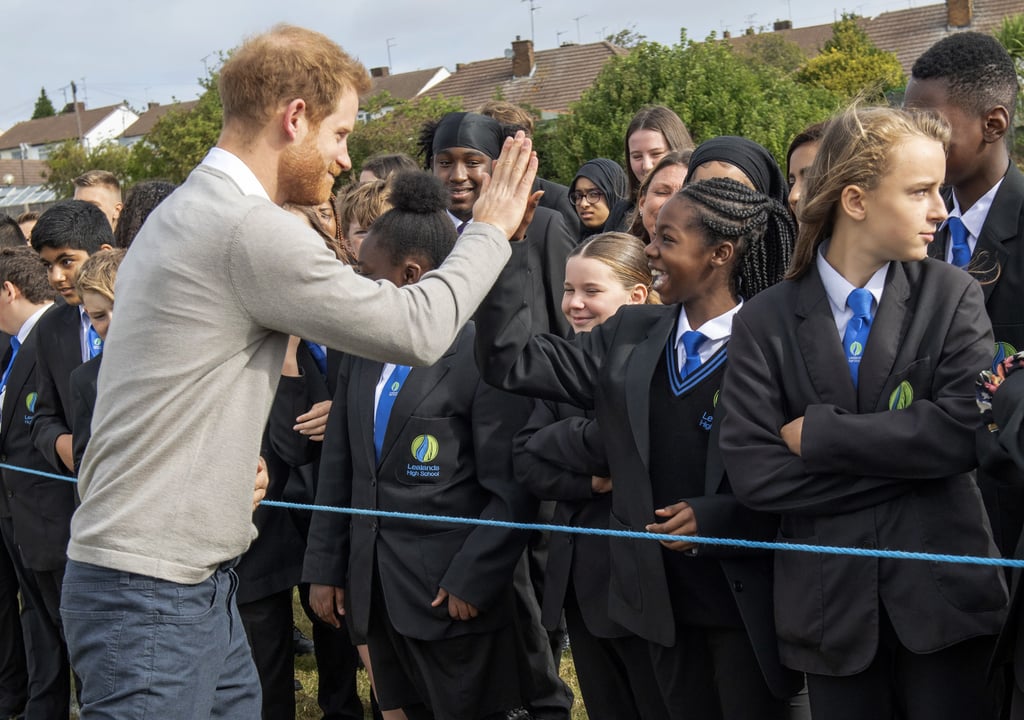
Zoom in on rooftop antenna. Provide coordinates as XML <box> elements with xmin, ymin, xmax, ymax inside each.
<box><xmin>386</xmin><ymin>37</ymin><xmax>397</xmax><ymax>70</ymax></box>
<box><xmin>573</xmin><ymin>14</ymin><xmax>586</xmax><ymax>43</ymax></box>
<box><xmin>556</xmin><ymin>29</ymin><xmax>567</xmax><ymax>45</ymax></box>
<box><xmin>521</xmin><ymin>0</ymin><xmax>541</xmax><ymax>43</ymax></box>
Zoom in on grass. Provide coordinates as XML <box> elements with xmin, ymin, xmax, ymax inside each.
<box><xmin>292</xmin><ymin>592</ymin><xmax>589</xmax><ymax>719</ymax></box>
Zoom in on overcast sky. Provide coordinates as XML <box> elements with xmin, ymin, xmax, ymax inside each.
<box><xmin>2</xmin><ymin>0</ymin><xmax>920</xmax><ymax>132</ymax></box>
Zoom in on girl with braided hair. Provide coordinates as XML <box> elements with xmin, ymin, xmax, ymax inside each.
<box><xmin>474</xmin><ymin>177</ymin><xmax>802</xmax><ymax>719</ymax></box>
<box><xmin>720</xmin><ymin>106</ymin><xmax>1007</xmax><ymax>720</ymax></box>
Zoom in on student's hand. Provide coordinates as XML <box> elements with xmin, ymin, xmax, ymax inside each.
<box><xmin>471</xmin><ymin>131</ymin><xmax>539</xmax><ymax>239</ymax></box>
<box><xmin>55</xmin><ymin>434</ymin><xmax>75</xmax><ymax>473</ymax></box>
<box><xmin>253</xmin><ymin>456</ymin><xmax>269</xmax><ymax>510</ymax></box>
<box><xmin>780</xmin><ymin>416</ymin><xmax>804</xmax><ymax>457</ymax></box>
<box><xmin>431</xmin><ymin>588</ymin><xmax>480</xmax><ymax>621</ymax></box>
<box><xmin>281</xmin><ymin>335</ymin><xmax>302</xmax><ymax>377</ymax></box>
<box><xmin>294</xmin><ymin>400</ymin><xmax>332</xmax><ymax>442</ymax></box>
<box><xmin>310</xmin><ymin>584</ymin><xmax>345</xmax><ymax>628</ymax></box>
<box><xmin>510</xmin><ymin>190</ymin><xmax>545</xmax><ymax>242</ymax></box>
<box><xmin>591</xmin><ymin>475</ymin><xmax>613</xmax><ymax>494</ymax></box>
<box><xmin>647</xmin><ymin>502</ymin><xmax>698</xmax><ymax>552</ymax></box>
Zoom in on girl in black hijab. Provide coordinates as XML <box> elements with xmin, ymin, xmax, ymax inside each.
<box><xmin>569</xmin><ymin>159</ymin><xmax>628</xmax><ymax>242</ymax></box>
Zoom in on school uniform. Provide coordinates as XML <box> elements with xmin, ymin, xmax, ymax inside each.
<box><xmin>69</xmin><ymin>353</ymin><xmax>101</xmax><ymax>471</ymax></box>
<box><xmin>515</xmin><ymin>402</ymin><xmax>669</xmax><ymax>720</ymax></box>
<box><xmin>30</xmin><ymin>300</ymin><xmax>86</xmax><ymax>474</ymax></box>
<box><xmin>239</xmin><ymin>341</ymin><xmax>363</xmax><ymax>720</ymax></box>
<box><xmin>303</xmin><ymin>323</ymin><xmax>535</xmax><ymax>720</ymax></box>
<box><xmin>536</xmin><ymin>177</ymin><xmax>580</xmax><ymax>238</ymax></box>
<box><xmin>929</xmin><ymin>164</ymin><xmax>1024</xmax><ymax>557</ymax></box>
<box><xmin>475</xmin><ymin>241</ymin><xmax>800</xmax><ymax>719</ymax></box>
<box><xmin>719</xmin><ymin>255</ymin><xmax>1008</xmax><ymax>719</ymax></box>
<box><xmin>0</xmin><ymin>303</ymin><xmax>73</xmax><ymax>720</ymax></box>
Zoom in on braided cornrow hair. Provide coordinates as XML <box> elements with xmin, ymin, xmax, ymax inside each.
<box><xmin>678</xmin><ymin>177</ymin><xmax>796</xmax><ymax>298</ymax></box>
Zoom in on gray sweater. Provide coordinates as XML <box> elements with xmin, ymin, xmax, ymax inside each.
<box><xmin>68</xmin><ymin>164</ymin><xmax>511</xmax><ymax>584</ymax></box>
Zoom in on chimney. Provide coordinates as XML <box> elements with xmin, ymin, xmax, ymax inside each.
<box><xmin>148</xmin><ymin>102</ymin><xmax>161</xmax><ymax>111</ymax></box>
<box><xmin>723</xmin><ymin>30</ymin><xmax>731</xmax><ymax>38</ymax></box>
<box><xmin>947</xmin><ymin>0</ymin><xmax>973</xmax><ymax>27</ymax></box>
<box><xmin>512</xmin><ymin>35</ymin><xmax>534</xmax><ymax>78</ymax></box>
<box><xmin>370</xmin><ymin>66</ymin><xmax>390</xmax><ymax>78</ymax></box>
<box><xmin>773</xmin><ymin>19</ymin><xmax>793</xmax><ymax>31</ymax></box>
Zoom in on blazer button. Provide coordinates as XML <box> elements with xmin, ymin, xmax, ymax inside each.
<box><xmin>733</xmin><ymin>581</ymin><xmax>744</xmax><ymax>593</ymax></box>
<box><xmin>6</xmin><ymin>490</ymin><xmax>12</xmax><ymax>499</ymax></box>
<box><xmin>370</xmin><ymin>521</ymin><xmax>378</xmax><ymax>533</ymax></box>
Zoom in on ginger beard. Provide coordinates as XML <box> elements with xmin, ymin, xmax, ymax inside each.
<box><xmin>278</xmin><ymin>129</ymin><xmax>339</xmax><ymax>206</ymax></box>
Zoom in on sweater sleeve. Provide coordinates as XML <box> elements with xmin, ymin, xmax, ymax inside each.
<box><xmin>228</xmin><ymin>206</ymin><xmax>511</xmax><ymax>367</ymax></box>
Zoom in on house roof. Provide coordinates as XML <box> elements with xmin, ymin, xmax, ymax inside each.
<box><xmin>122</xmin><ymin>100</ymin><xmax>200</xmax><ymax>139</ymax></box>
<box><xmin>423</xmin><ymin>41</ymin><xmax>628</xmax><ymax>115</ymax></box>
<box><xmin>0</xmin><ymin>103</ymin><xmax>129</xmax><ymax>151</ymax></box>
<box><xmin>728</xmin><ymin>0</ymin><xmax>1024</xmax><ymax>75</ymax></box>
<box><xmin>0</xmin><ymin>159</ymin><xmax>48</xmax><ymax>186</ymax></box>
<box><xmin>363</xmin><ymin>67</ymin><xmax>447</xmax><ymax>103</ymax></box>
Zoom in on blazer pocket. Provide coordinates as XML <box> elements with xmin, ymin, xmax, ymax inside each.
<box><xmin>884</xmin><ymin>357</ymin><xmax>932</xmax><ymax>408</ymax></box>
<box><xmin>418</xmin><ymin>528</ymin><xmax>470</xmax><ymax>619</ymax></box>
<box><xmin>773</xmin><ymin>531</ymin><xmax>824</xmax><ymax>650</ymax></box>
<box><xmin>607</xmin><ymin>511</ymin><xmax>643</xmax><ymax>613</ymax></box>
<box><xmin>393</xmin><ymin>416</ymin><xmax>460</xmax><ymax>486</ymax></box>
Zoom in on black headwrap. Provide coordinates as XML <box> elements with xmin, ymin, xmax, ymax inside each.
<box><xmin>570</xmin><ymin>159</ymin><xmax>628</xmax><ymax>207</ymax></box>
<box><xmin>685</xmin><ymin>136</ymin><xmax>789</xmax><ymax>208</ymax></box>
<box><xmin>431</xmin><ymin>112</ymin><xmax>505</xmax><ymax>160</ymax></box>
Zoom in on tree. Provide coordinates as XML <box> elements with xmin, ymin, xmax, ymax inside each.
<box><xmin>539</xmin><ymin>34</ymin><xmax>838</xmax><ymax>184</ymax></box>
<box><xmin>994</xmin><ymin>14</ymin><xmax>1024</xmax><ymax>166</ymax></box>
<box><xmin>128</xmin><ymin>74</ymin><xmax>223</xmax><ymax>184</ymax></box>
<box><xmin>604</xmin><ymin>25</ymin><xmax>647</xmax><ymax>49</ymax></box>
<box><xmin>796</xmin><ymin>15</ymin><xmax>904</xmax><ymax>100</ymax></box>
<box><xmin>346</xmin><ymin>92</ymin><xmax>463</xmax><ymax>177</ymax></box>
<box><xmin>737</xmin><ymin>34</ymin><xmax>808</xmax><ymax>75</ymax></box>
<box><xmin>44</xmin><ymin>140</ymin><xmax>135</xmax><ymax>198</ymax></box>
<box><xmin>32</xmin><ymin>88</ymin><xmax>56</xmax><ymax>119</ymax></box>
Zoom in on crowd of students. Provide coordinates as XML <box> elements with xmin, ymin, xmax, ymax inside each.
<box><xmin>0</xmin><ymin>23</ymin><xmax>1023</xmax><ymax>720</ymax></box>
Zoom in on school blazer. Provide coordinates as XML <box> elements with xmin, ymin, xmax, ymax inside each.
<box><xmin>536</xmin><ymin>176</ymin><xmax>581</xmax><ymax>238</ymax></box>
<box><xmin>29</xmin><ymin>301</ymin><xmax>82</xmax><ymax>474</ymax></box>
<box><xmin>719</xmin><ymin>258</ymin><xmax>1008</xmax><ymax>676</ymax></box>
<box><xmin>521</xmin><ymin>205</ymin><xmax>575</xmax><ymax>338</ymax></box>
<box><xmin>931</xmin><ymin>164</ymin><xmax>1024</xmax><ymax>555</ymax></box>
<box><xmin>514</xmin><ymin>401</ymin><xmax>628</xmax><ymax>637</ymax></box>
<box><xmin>303</xmin><ymin>324</ymin><xmax>535</xmax><ymax>643</ymax></box>
<box><xmin>0</xmin><ymin>306</ymin><xmax>77</xmax><ymax>571</ymax></box>
<box><xmin>69</xmin><ymin>353</ymin><xmax>101</xmax><ymax>471</ymax></box>
<box><xmin>476</xmin><ymin>241</ymin><xmax>799</xmax><ymax>699</ymax></box>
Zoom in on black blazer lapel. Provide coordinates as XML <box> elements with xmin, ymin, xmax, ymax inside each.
<box><xmin>858</xmin><ymin>263</ymin><xmax>911</xmax><ymax>412</ymax></box>
<box><xmin>378</xmin><ymin>348</ymin><xmax>456</xmax><ymax>465</ymax></box>
<box><xmin>795</xmin><ymin>268</ymin><xmax>857</xmax><ymax>411</ymax></box>
<box><xmin>972</xmin><ymin>165</ymin><xmax>1024</xmax><ymax>302</ymax></box>
<box><xmin>624</xmin><ymin>312</ymin><xmax>675</xmax><ymax>473</ymax></box>
<box><xmin>0</xmin><ymin>349</ymin><xmax>30</xmax><ymax>439</ymax></box>
<box><xmin>356</xmin><ymin>359</ymin><xmax>382</xmax><ymax>471</ymax></box>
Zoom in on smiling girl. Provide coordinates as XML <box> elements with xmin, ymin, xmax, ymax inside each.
<box><xmin>476</xmin><ymin>177</ymin><xmax>800</xmax><ymax>719</ymax></box>
<box><xmin>720</xmin><ymin>106</ymin><xmax>1008</xmax><ymax>720</ymax></box>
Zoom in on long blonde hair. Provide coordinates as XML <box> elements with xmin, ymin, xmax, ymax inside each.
<box><xmin>787</xmin><ymin>106</ymin><xmax>950</xmax><ymax>279</ymax></box>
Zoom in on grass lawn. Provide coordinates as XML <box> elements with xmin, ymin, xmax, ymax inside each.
<box><xmin>292</xmin><ymin>591</ymin><xmax>589</xmax><ymax>719</ymax></box>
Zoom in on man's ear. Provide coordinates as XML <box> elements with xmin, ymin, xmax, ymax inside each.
<box><xmin>282</xmin><ymin>98</ymin><xmax>308</xmax><ymax>142</ymax></box>
<box><xmin>982</xmin><ymin>105</ymin><xmax>1010</xmax><ymax>145</ymax></box>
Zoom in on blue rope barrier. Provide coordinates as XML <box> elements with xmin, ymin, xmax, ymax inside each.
<box><xmin>5</xmin><ymin>462</ymin><xmax>1023</xmax><ymax>569</ymax></box>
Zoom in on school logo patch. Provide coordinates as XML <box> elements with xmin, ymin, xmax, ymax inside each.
<box><xmin>411</xmin><ymin>434</ymin><xmax>439</xmax><ymax>463</ymax></box>
<box><xmin>25</xmin><ymin>392</ymin><xmax>37</xmax><ymax>413</ymax></box>
<box><xmin>712</xmin><ymin>389</ymin><xmax>720</xmax><ymax>408</ymax></box>
<box><xmin>994</xmin><ymin>342</ymin><xmax>1018</xmax><ymax>372</ymax></box>
<box><xmin>889</xmin><ymin>381</ymin><xmax>913</xmax><ymax>411</ymax></box>
<box><xmin>849</xmin><ymin>341</ymin><xmax>864</xmax><ymax>357</ymax></box>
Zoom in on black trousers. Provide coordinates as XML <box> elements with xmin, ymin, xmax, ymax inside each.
<box><xmin>649</xmin><ymin>624</ymin><xmax>785</xmax><ymax>720</ymax></box>
<box><xmin>239</xmin><ymin>589</ymin><xmax>296</xmax><ymax>720</ymax></box>
<box><xmin>806</xmin><ymin>610</ymin><xmax>997</xmax><ymax>720</ymax></box>
<box><xmin>0</xmin><ymin>517</ymin><xmax>69</xmax><ymax>720</ymax></box>
<box><xmin>297</xmin><ymin>583</ymin><xmax>365</xmax><ymax>720</ymax></box>
<box><xmin>563</xmin><ymin>595</ymin><xmax>668</xmax><ymax>720</ymax></box>
<box><xmin>0</xmin><ymin>516</ymin><xmax>26</xmax><ymax>716</ymax></box>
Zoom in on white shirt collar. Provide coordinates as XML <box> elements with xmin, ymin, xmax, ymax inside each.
<box><xmin>816</xmin><ymin>243</ymin><xmax>888</xmax><ymax>315</ymax></box>
<box><xmin>674</xmin><ymin>301</ymin><xmax>742</xmax><ymax>365</ymax></box>
<box><xmin>948</xmin><ymin>178</ymin><xmax>1003</xmax><ymax>240</ymax></box>
<box><xmin>201</xmin><ymin>147</ymin><xmax>271</xmax><ymax>201</ymax></box>
<box><xmin>17</xmin><ymin>304</ymin><xmax>52</xmax><ymax>345</ymax></box>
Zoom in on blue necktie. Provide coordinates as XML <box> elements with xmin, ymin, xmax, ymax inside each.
<box><xmin>87</xmin><ymin>325</ymin><xmax>103</xmax><ymax>359</ymax></box>
<box><xmin>843</xmin><ymin>288</ymin><xmax>875</xmax><ymax>388</ymax></box>
<box><xmin>373</xmin><ymin>364</ymin><xmax>412</xmax><ymax>462</ymax></box>
<box><xmin>947</xmin><ymin>216</ymin><xmax>971</xmax><ymax>268</ymax></box>
<box><xmin>303</xmin><ymin>340</ymin><xmax>327</xmax><ymax>376</ymax></box>
<box><xmin>679</xmin><ymin>330</ymin><xmax>708</xmax><ymax>379</ymax></box>
<box><xmin>1</xmin><ymin>337</ymin><xmax>20</xmax><ymax>394</ymax></box>
<box><xmin>456</xmin><ymin>221</ymin><xmax>468</xmax><ymax>236</ymax></box>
